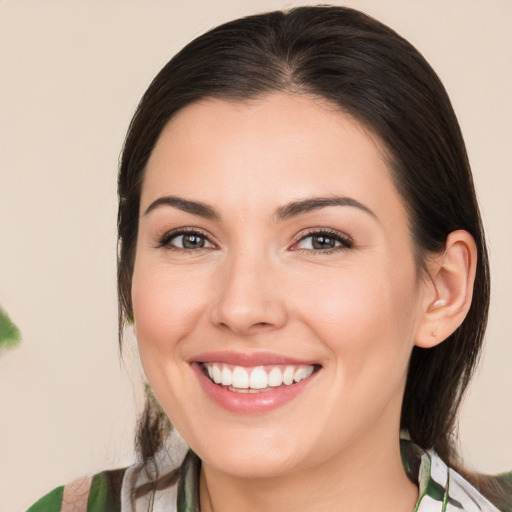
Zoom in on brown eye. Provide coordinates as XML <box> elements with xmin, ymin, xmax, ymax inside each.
<box><xmin>181</xmin><ymin>234</ymin><xmax>206</xmax><ymax>249</ymax></box>
<box><xmin>294</xmin><ymin>230</ymin><xmax>353</xmax><ymax>252</ymax></box>
<box><xmin>311</xmin><ymin>235</ymin><xmax>337</xmax><ymax>250</ymax></box>
<box><xmin>159</xmin><ymin>230</ymin><xmax>214</xmax><ymax>250</ymax></box>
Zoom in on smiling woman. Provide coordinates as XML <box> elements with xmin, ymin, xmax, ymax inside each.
<box><xmin>28</xmin><ymin>5</ymin><xmax>511</xmax><ymax>512</ymax></box>
<box><xmin>133</xmin><ymin>96</ymin><xmax>427</xmax><ymax>478</ymax></box>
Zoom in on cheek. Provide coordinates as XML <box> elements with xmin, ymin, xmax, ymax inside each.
<box><xmin>295</xmin><ymin>261</ymin><xmax>420</xmax><ymax>370</ymax></box>
<box><xmin>130</xmin><ymin>263</ymin><xmax>212</xmax><ymax>425</ymax></box>
<box><xmin>131</xmin><ymin>263</ymin><xmax>208</xmax><ymax>362</ymax></box>
<box><xmin>299</xmin><ymin>266</ymin><xmax>419</xmax><ymax>425</ymax></box>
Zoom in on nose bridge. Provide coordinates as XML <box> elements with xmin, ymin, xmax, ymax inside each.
<box><xmin>210</xmin><ymin>244</ymin><xmax>287</xmax><ymax>335</ymax></box>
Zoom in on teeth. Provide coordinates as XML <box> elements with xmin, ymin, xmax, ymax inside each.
<box><xmin>249</xmin><ymin>367</ymin><xmax>268</xmax><ymax>389</ymax></box>
<box><xmin>294</xmin><ymin>365</ymin><xmax>314</xmax><ymax>382</ymax></box>
<box><xmin>282</xmin><ymin>366</ymin><xmax>294</xmax><ymax>385</ymax></box>
<box><xmin>212</xmin><ymin>365</ymin><xmax>222</xmax><ymax>384</ymax></box>
<box><xmin>294</xmin><ymin>367</ymin><xmax>305</xmax><ymax>383</ymax></box>
<box><xmin>232</xmin><ymin>366</ymin><xmax>249</xmax><ymax>389</ymax></box>
<box><xmin>304</xmin><ymin>366</ymin><xmax>314</xmax><ymax>379</ymax></box>
<box><xmin>221</xmin><ymin>366</ymin><xmax>232</xmax><ymax>386</ymax></box>
<box><xmin>203</xmin><ymin>362</ymin><xmax>315</xmax><ymax>391</ymax></box>
<box><xmin>268</xmin><ymin>367</ymin><xmax>283</xmax><ymax>387</ymax></box>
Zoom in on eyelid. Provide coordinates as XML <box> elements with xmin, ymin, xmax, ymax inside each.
<box><xmin>154</xmin><ymin>227</ymin><xmax>218</xmax><ymax>250</ymax></box>
<box><xmin>289</xmin><ymin>228</ymin><xmax>354</xmax><ymax>252</ymax></box>
<box><xmin>153</xmin><ymin>226</ymin><xmax>353</xmax><ymax>253</ymax></box>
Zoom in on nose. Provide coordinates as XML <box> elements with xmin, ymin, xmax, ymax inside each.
<box><xmin>209</xmin><ymin>251</ymin><xmax>288</xmax><ymax>336</ymax></box>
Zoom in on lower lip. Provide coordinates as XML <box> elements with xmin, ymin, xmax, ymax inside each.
<box><xmin>191</xmin><ymin>363</ymin><xmax>317</xmax><ymax>414</ymax></box>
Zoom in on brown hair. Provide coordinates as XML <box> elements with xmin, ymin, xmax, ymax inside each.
<box><xmin>118</xmin><ymin>3</ymin><xmax>491</xmax><ymax>498</ymax></box>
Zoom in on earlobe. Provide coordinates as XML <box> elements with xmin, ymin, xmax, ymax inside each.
<box><xmin>415</xmin><ymin>230</ymin><xmax>477</xmax><ymax>349</ymax></box>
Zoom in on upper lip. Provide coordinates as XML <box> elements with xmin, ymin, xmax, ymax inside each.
<box><xmin>190</xmin><ymin>351</ymin><xmax>318</xmax><ymax>367</ymax></box>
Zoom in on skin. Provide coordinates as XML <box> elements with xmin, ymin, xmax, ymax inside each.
<box><xmin>131</xmin><ymin>93</ymin><xmax>440</xmax><ymax>511</ymax></box>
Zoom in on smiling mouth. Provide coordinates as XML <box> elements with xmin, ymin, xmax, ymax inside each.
<box><xmin>200</xmin><ymin>362</ymin><xmax>318</xmax><ymax>393</ymax></box>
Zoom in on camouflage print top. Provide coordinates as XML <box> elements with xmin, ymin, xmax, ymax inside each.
<box><xmin>28</xmin><ymin>437</ymin><xmax>510</xmax><ymax>512</ymax></box>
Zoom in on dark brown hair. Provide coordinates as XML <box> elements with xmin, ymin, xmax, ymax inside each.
<box><xmin>118</xmin><ymin>3</ymin><xmax>490</xmax><ymax>493</ymax></box>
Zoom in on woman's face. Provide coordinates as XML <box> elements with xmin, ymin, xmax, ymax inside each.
<box><xmin>132</xmin><ymin>93</ymin><xmax>430</xmax><ymax>478</ymax></box>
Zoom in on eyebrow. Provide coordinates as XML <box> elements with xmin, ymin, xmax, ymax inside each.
<box><xmin>274</xmin><ymin>196</ymin><xmax>376</xmax><ymax>221</ymax></box>
<box><xmin>144</xmin><ymin>196</ymin><xmax>221</xmax><ymax>219</ymax></box>
<box><xmin>143</xmin><ymin>195</ymin><xmax>375</xmax><ymax>221</ymax></box>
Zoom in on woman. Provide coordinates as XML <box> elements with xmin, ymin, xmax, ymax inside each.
<box><xmin>29</xmin><ymin>5</ymin><xmax>511</xmax><ymax>512</ymax></box>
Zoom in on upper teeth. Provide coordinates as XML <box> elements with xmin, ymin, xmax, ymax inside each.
<box><xmin>204</xmin><ymin>363</ymin><xmax>314</xmax><ymax>390</ymax></box>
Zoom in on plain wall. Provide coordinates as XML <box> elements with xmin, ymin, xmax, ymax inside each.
<box><xmin>0</xmin><ymin>1</ymin><xmax>510</xmax><ymax>510</ymax></box>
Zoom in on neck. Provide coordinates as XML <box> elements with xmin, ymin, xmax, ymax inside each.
<box><xmin>199</xmin><ymin>431</ymin><xmax>418</xmax><ymax>512</ymax></box>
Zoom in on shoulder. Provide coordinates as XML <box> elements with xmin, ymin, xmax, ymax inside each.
<box><xmin>401</xmin><ymin>437</ymin><xmax>509</xmax><ymax>511</ymax></box>
<box><xmin>473</xmin><ymin>471</ymin><xmax>512</xmax><ymax>512</ymax></box>
<box><xmin>26</xmin><ymin>486</ymin><xmax>63</xmax><ymax>512</ymax></box>
<box><xmin>27</xmin><ymin>468</ymin><xmax>126</xmax><ymax>512</ymax></box>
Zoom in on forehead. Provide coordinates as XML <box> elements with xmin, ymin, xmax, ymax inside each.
<box><xmin>141</xmin><ymin>93</ymin><xmax>404</xmax><ymax>224</ymax></box>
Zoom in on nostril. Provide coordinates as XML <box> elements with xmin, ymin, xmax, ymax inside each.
<box><xmin>210</xmin><ymin>291</ymin><xmax>288</xmax><ymax>335</ymax></box>
<box><xmin>218</xmin><ymin>320</ymin><xmax>274</xmax><ymax>334</ymax></box>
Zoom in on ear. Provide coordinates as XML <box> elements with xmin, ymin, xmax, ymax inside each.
<box><xmin>415</xmin><ymin>230</ymin><xmax>477</xmax><ymax>348</ymax></box>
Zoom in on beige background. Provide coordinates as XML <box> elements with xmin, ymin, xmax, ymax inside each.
<box><xmin>0</xmin><ymin>1</ymin><xmax>510</xmax><ymax>510</ymax></box>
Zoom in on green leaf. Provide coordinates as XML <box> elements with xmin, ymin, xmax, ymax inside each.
<box><xmin>0</xmin><ymin>305</ymin><xmax>21</xmax><ymax>350</ymax></box>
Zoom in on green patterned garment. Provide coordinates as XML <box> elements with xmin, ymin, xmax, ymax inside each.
<box><xmin>28</xmin><ymin>438</ymin><xmax>511</xmax><ymax>511</ymax></box>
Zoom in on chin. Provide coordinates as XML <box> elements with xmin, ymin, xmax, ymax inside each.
<box><xmin>188</xmin><ymin>427</ymin><xmax>308</xmax><ymax>479</ymax></box>
<box><xmin>204</xmin><ymin>450</ymin><xmax>303</xmax><ymax>480</ymax></box>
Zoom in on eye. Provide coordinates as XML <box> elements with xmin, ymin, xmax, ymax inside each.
<box><xmin>292</xmin><ymin>229</ymin><xmax>353</xmax><ymax>253</ymax></box>
<box><xmin>157</xmin><ymin>229</ymin><xmax>215</xmax><ymax>251</ymax></box>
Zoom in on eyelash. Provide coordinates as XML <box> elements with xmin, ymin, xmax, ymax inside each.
<box><xmin>291</xmin><ymin>228</ymin><xmax>354</xmax><ymax>255</ymax></box>
<box><xmin>155</xmin><ymin>227</ymin><xmax>353</xmax><ymax>254</ymax></box>
<box><xmin>155</xmin><ymin>228</ymin><xmax>216</xmax><ymax>252</ymax></box>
